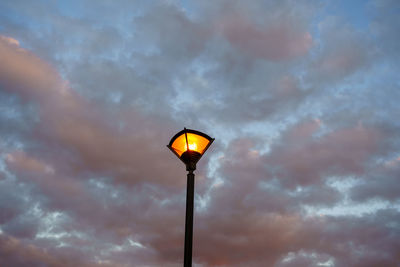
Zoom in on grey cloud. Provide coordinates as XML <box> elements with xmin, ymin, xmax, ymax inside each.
<box><xmin>0</xmin><ymin>233</ymin><xmax>113</xmax><ymax>267</ymax></box>
<box><xmin>305</xmin><ymin>16</ymin><xmax>375</xmax><ymax>86</ymax></box>
<box><xmin>0</xmin><ymin>34</ymin><xmax>185</xmax><ymax>188</ymax></box>
<box><xmin>218</xmin><ymin>12</ymin><xmax>312</xmax><ymax>61</ymax></box>
<box><xmin>192</xmin><ymin>207</ymin><xmax>400</xmax><ymax>266</ymax></box>
<box><xmin>265</xmin><ymin>120</ymin><xmax>381</xmax><ymax>188</ymax></box>
<box><xmin>369</xmin><ymin>0</ymin><xmax>400</xmax><ymax>58</ymax></box>
<box><xmin>275</xmin><ymin>251</ymin><xmax>333</xmax><ymax>267</ymax></box>
<box><xmin>0</xmin><ymin>0</ymin><xmax>399</xmax><ymax>266</ymax></box>
<box><xmin>60</xmin><ymin>0</ymin><xmax>319</xmax><ymax>126</ymax></box>
<box><xmin>350</xmin><ymin>163</ymin><xmax>400</xmax><ymax>202</ymax></box>
<box><xmin>0</xmin><ymin>180</ymin><xmax>28</xmax><ymax>226</ymax></box>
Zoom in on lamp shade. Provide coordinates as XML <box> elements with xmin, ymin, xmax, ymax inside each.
<box><xmin>167</xmin><ymin>128</ymin><xmax>214</xmax><ymax>169</ymax></box>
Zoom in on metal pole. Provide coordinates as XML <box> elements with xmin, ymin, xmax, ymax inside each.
<box><xmin>184</xmin><ymin>170</ymin><xmax>195</xmax><ymax>267</ymax></box>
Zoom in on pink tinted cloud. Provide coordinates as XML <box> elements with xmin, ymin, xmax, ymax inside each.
<box><xmin>267</xmin><ymin>120</ymin><xmax>381</xmax><ymax>187</ymax></box>
<box><xmin>0</xmin><ymin>35</ymin><xmax>197</xmax><ymax>265</ymax></box>
<box><xmin>219</xmin><ymin>14</ymin><xmax>312</xmax><ymax>61</ymax></box>
<box><xmin>0</xmin><ymin>35</ymin><xmax>184</xmax><ymax>188</ymax></box>
<box><xmin>4</xmin><ymin>148</ymin><xmax>187</xmax><ymax>257</ymax></box>
<box><xmin>0</xmin><ymin>36</ymin><xmax>65</xmax><ymax>102</ymax></box>
<box><xmin>0</xmin><ymin>0</ymin><xmax>398</xmax><ymax>263</ymax></box>
<box><xmin>0</xmin><ymin>234</ymin><xmax>111</xmax><ymax>267</ymax></box>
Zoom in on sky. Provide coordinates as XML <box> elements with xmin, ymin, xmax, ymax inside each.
<box><xmin>0</xmin><ymin>0</ymin><xmax>399</xmax><ymax>266</ymax></box>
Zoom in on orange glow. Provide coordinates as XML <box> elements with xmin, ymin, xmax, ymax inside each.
<box><xmin>170</xmin><ymin>132</ymin><xmax>211</xmax><ymax>157</ymax></box>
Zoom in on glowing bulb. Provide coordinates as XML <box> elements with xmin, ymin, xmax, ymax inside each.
<box><xmin>188</xmin><ymin>143</ymin><xmax>197</xmax><ymax>151</ymax></box>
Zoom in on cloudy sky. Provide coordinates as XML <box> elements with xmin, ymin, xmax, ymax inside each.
<box><xmin>0</xmin><ymin>0</ymin><xmax>399</xmax><ymax>266</ymax></box>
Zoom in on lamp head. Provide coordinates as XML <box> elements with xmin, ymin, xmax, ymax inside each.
<box><xmin>167</xmin><ymin>128</ymin><xmax>214</xmax><ymax>171</ymax></box>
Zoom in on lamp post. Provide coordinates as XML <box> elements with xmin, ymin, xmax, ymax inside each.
<box><xmin>167</xmin><ymin>128</ymin><xmax>214</xmax><ymax>267</ymax></box>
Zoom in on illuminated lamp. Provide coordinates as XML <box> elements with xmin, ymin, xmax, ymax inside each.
<box><xmin>167</xmin><ymin>128</ymin><xmax>214</xmax><ymax>171</ymax></box>
<box><xmin>167</xmin><ymin>128</ymin><xmax>214</xmax><ymax>267</ymax></box>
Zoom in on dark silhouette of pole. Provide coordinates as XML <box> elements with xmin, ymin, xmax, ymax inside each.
<box><xmin>184</xmin><ymin>170</ymin><xmax>195</xmax><ymax>267</ymax></box>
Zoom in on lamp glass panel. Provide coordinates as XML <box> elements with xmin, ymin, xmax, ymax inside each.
<box><xmin>171</xmin><ymin>133</ymin><xmax>210</xmax><ymax>157</ymax></box>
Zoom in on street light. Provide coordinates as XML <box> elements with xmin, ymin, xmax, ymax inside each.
<box><xmin>167</xmin><ymin>128</ymin><xmax>214</xmax><ymax>267</ymax></box>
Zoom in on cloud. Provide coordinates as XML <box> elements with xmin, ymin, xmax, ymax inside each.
<box><xmin>0</xmin><ymin>234</ymin><xmax>112</xmax><ymax>267</ymax></box>
<box><xmin>0</xmin><ymin>35</ymin><xmax>63</xmax><ymax>101</ymax></box>
<box><xmin>219</xmin><ymin>14</ymin><xmax>312</xmax><ymax>61</ymax></box>
<box><xmin>350</xmin><ymin>162</ymin><xmax>400</xmax><ymax>202</ymax></box>
<box><xmin>266</xmin><ymin>120</ymin><xmax>381</xmax><ymax>188</ymax></box>
<box><xmin>0</xmin><ymin>34</ymin><xmax>185</xmax><ymax>189</ymax></box>
<box><xmin>369</xmin><ymin>0</ymin><xmax>400</xmax><ymax>58</ymax></box>
<box><xmin>306</xmin><ymin>16</ymin><xmax>374</xmax><ymax>85</ymax></box>
<box><xmin>0</xmin><ymin>0</ymin><xmax>399</xmax><ymax>266</ymax></box>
